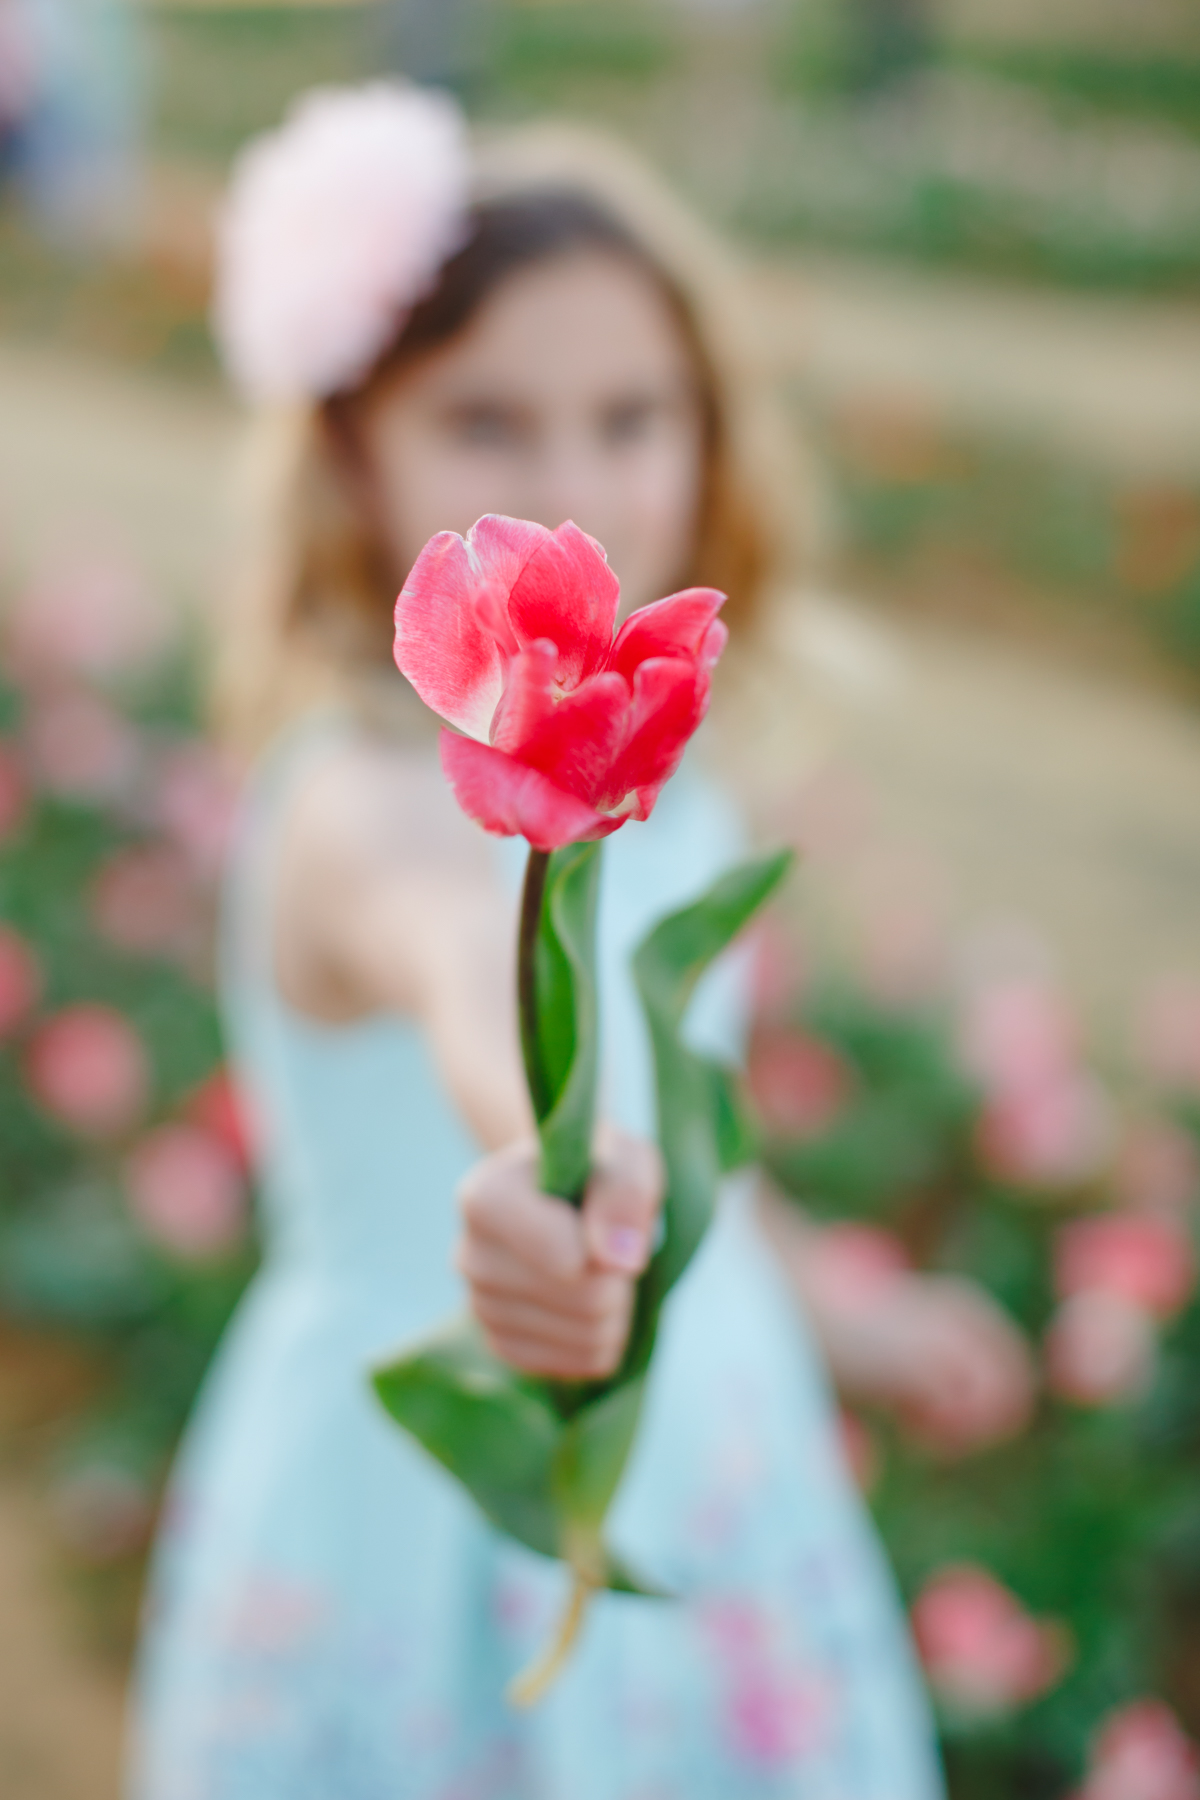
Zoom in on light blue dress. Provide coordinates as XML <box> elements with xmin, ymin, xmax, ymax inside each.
<box><xmin>128</xmin><ymin>719</ymin><xmax>945</xmax><ymax>1800</ymax></box>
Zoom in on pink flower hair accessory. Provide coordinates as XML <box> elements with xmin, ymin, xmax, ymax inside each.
<box><xmin>214</xmin><ymin>82</ymin><xmax>472</xmax><ymax>403</ymax></box>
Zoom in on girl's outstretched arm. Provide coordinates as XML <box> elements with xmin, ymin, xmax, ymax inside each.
<box><xmin>271</xmin><ymin>736</ymin><xmax>531</xmax><ymax>1149</ymax></box>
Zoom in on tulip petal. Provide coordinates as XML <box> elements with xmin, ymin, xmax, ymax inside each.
<box><xmin>505</xmin><ymin>521</ymin><xmax>620</xmax><ymax>688</ymax></box>
<box><xmin>488</xmin><ymin>639</ymin><xmax>558</xmax><ymax>754</ymax></box>
<box><xmin>511</xmin><ymin>671</ymin><xmax>631</xmax><ymax>807</ymax></box>
<box><xmin>596</xmin><ymin>655</ymin><xmax>713</xmax><ymax>820</ymax></box>
<box><xmin>607</xmin><ymin>587</ymin><xmax>726</xmax><ymax>682</ymax></box>
<box><xmin>440</xmin><ymin>731</ymin><xmax>621</xmax><ymax>852</ymax></box>
<box><xmin>394</xmin><ymin>531</ymin><xmax>506</xmax><ymax>740</ymax></box>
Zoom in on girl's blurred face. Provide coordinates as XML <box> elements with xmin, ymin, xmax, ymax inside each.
<box><xmin>359</xmin><ymin>249</ymin><xmax>706</xmax><ymax>616</ymax></box>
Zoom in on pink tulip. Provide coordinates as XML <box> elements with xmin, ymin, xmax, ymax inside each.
<box><xmin>23</xmin><ymin>690</ymin><xmax>140</xmax><ymax>802</ymax></box>
<box><xmin>807</xmin><ymin>1223</ymin><xmax>911</xmax><ymax>1315</ymax></box>
<box><xmin>1081</xmin><ymin>1700</ymin><xmax>1200</xmax><ymax>1800</ymax></box>
<box><xmin>393</xmin><ymin>516</ymin><xmax>726</xmax><ymax>851</ymax></box>
<box><xmin>0</xmin><ymin>924</ymin><xmax>40</xmax><ymax>1038</ymax></box>
<box><xmin>911</xmin><ymin>1565</ymin><xmax>1068</xmax><ymax>1718</ymax></box>
<box><xmin>90</xmin><ymin>844</ymin><xmax>201</xmax><ymax>960</ymax></box>
<box><xmin>976</xmin><ymin>1073</ymin><xmax>1113</xmax><ymax>1191</ymax></box>
<box><xmin>747</xmin><ymin>1025</ymin><xmax>854</xmax><ymax>1139</ymax></box>
<box><xmin>0</xmin><ymin>741</ymin><xmax>27</xmax><ymax>840</ymax></box>
<box><xmin>961</xmin><ymin>978</ymin><xmax>1079</xmax><ymax>1094</ymax></box>
<box><xmin>25</xmin><ymin>1004</ymin><xmax>149</xmax><ymax>1137</ymax></box>
<box><xmin>185</xmin><ymin>1068</ymin><xmax>255</xmax><ymax>1173</ymax></box>
<box><xmin>125</xmin><ymin>1122</ymin><xmax>247</xmax><ymax>1260</ymax></box>
<box><xmin>153</xmin><ymin>741</ymin><xmax>239</xmax><ymax>877</ymax></box>
<box><xmin>1055</xmin><ymin>1213</ymin><xmax>1194</xmax><ymax>1320</ymax></box>
<box><xmin>1137</xmin><ymin>981</ymin><xmax>1200</xmax><ymax>1095</ymax></box>
<box><xmin>1116</xmin><ymin>1120</ymin><xmax>1200</xmax><ymax>1216</ymax></box>
<box><xmin>1045</xmin><ymin>1292</ymin><xmax>1157</xmax><ymax>1407</ymax></box>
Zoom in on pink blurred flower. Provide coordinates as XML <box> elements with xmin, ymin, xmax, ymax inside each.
<box><xmin>49</xmin><ymin>1463</ymin><xmax>153</xmax><ymax>1563</ymax></box>
<box><xmin>976</xmin><ymin>1074</ymin><xmax>1114</xmax><ymax>1191</ymax></box>
<box><xmin>153</xmin><ymin>741</ymin><xmax>239</xmax><ymax>877</ymax></box>
<box><xmin>1137</xmin><ymin>981</ymin><xmax>1200</xmax><ymax>1095</ymax></box>
<box><xmin>1116</xmin><ymin>1120</ymin><xmax>1200</xmax><ymax>1216</ymax></box>
<box><xmin>961</xmin><ymin>978</ymin><xmax>1079</xmax><ymax>1094</ymax></box>
<box><xmin>911</xmin><ymin>1565</ymin><xmax>1069</xmax><ymax>1718</ymax></box>
<box><xmin>1045</xmin><ymin>1292</ymin><xmax>1157</xmax><ymax>1408</ymax></box>
<box><xmin>90</xmin><ymin>844</ymin><xmax>202</xmax><ymax>960</ymax></box>
<box><xmin>0</xmin><ymin>740</ymin><xmax>27</xmax><ymax>840</ymax></box>
<box><xmin>125</xmin><ymin>1123</ymin><xmax>246</xmax><ymax>1260</ymax></box>
<box><xmin>807</xmin><ymin>1223</ymin><xmax>911</xmax><ymax>1314</ymax></box>
<box><xmin>748</xmin><ymin>1026</ymin><xmax>854</xmax><ymax>1139</ymax></box>
<box><xmin>25</xmin><ymin>1004</ymin><xmax>149</xmax><ymax>1137</ymax></box>
<box><xmin>1081</xmin><ymin>1699</ymin><xmax>1200</xmax><ymax>1800</ymax></box>
<box><xmin>23</xmin><ymin>690</ymin><xmax>140</xmax><ymax>803</ymax></box>
<box><xmin>0</xmin><ymin>923</ymin><xmax>40</xmax><ymax>1037</ymax></box>
<box><xmin>185</xmin><ymin>1068</ymin><xmax>255</xmax><ymax>1173</ymax></box>
<box><xmin>5</xmin><ymin>550</ymin><xmax>168</xmax><ymax>683</ymax></box>
<box><xmin>1055</xmin><ymin>1212</ymin><xmax>1194</xmax><ymax>1320</ymax></box>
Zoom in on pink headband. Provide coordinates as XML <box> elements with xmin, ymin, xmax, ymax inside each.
<box><xmin>213</xmin><ymin>82</ymin><xmax>472</xmax><ymax>404</ymax></box>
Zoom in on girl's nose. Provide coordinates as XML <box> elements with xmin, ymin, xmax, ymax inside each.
<box><xmin>521</xmin><ymin>432</ymin><xmax>611</xmax><ymax>535</ymax></box>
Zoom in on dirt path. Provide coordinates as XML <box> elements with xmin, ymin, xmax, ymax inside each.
<box><xmin>0</xmin><ymin>1469</ymin><xmax>125</xmax><ymax>1800</ymax></box>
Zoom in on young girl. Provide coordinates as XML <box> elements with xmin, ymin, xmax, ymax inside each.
<box><xmin>128</xmin><ymin>85</ymin><xmax>1031</xmax><ymax>1799</ymax></box>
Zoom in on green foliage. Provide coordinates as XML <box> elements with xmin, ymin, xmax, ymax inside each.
<box><xmin>493</xmin><ymin>2</ymin><xmax>673</xmax><ymax>94</ymax></box>
<box><xmin>373</xmin><ymin>847</ymin><xmax>791</xmax><ymax>1590</ymax></box>
<box><xmin>944</xmin><ymin>44</ymin><xmax>1200</xmax><ymax>137</ymax></box>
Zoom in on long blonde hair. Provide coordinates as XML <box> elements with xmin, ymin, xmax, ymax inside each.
<box><xmin>213</xmin><ymin>122</ymin><xmax>821</xmax><ymax>760</ymax></box>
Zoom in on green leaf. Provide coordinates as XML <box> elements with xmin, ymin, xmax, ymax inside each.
<box><xmin>553</xmin><ymin>1377</ymin><xmax>647</xmax><ymax>1580</ymax></box>
<box><xmin>372</xmin><ymin>1319</ymin><xmax>563</xmax><ymax>1560</ymax></box>
<box><xmin>632</xmin><ymin>848</ymin><xmax>793</xmax><ymax>1310</ymax></box>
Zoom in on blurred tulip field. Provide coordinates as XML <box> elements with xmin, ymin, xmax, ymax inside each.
<box><xmin>750</xmin><ymin>861</ymin><xmax>1200</xmax><ymax>1798</ymax></box>
<box><xmin>0</xmin><ymin>550</ymin><xmax>252</xmax><ymax>1645</ymax></box>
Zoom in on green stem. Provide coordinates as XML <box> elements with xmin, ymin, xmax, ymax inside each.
<box><xmin>518</xmin><ymin>847</ymin><xmax>553</xmax><ymax>1122</ymax></box>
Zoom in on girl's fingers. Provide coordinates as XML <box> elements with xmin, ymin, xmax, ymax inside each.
<box><xmin>477</xmin><ymin>1329</ymin><xmax>626</xmax><ymax>1382</ymax></box>
<box><xmin>462</xmin><ymin>1251</ymin><xmax>631</xmax><ymax>1336</ymax></box>
<box><xmin>474</xmin><ymin>1290</ymin><xmax>631</xmax><ymax>1370</ymax></box>
<box><xmin>457</xmin><ymin>1144</ymin><xmax>586</xmax><ymax>1282</ymax></box>
<box><xmin>581</xmin><ymin>1127</ymin><xmax>665</xmax><ymax>1274</ymax></box>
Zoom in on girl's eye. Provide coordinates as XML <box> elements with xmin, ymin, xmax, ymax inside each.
<box><xmin>599</xmin><ymin>398</ymin><xmax>664</xmax><ymax>449</ymax></box>
<box><xmin>445</xmin><ymin>405</ymin><xmax>528</xmax><ymax>449</ymax></box>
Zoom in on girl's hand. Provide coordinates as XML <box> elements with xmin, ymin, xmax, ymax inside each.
<box><xmin>456</xmin><ymin>1127</ymin><xmax>665</xmax><ymax>1381</ymax></box>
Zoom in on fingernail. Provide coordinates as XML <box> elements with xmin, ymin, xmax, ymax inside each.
<box><xmin>604</xmin><ymin>1225</ymin><xmax>647</xmax><ymax>1272</ymax></box>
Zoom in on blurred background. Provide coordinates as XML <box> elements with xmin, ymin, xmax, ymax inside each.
<box><xmin>1</xmin><ymin>2</ymin><xmax>1199</xmax><ymax>1796</ymax></box>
